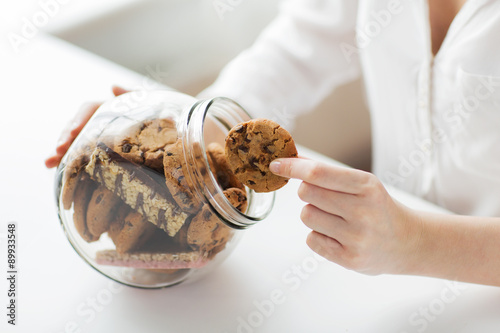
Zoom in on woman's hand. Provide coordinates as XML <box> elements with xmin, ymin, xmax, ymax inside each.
<box><xmin>45</xmin><ymin>86</ymin><xmax>128</xmax><ymax>168</ymax></box>
<box><xmin>270</xmin><ymin>158</ymin><xmax>423</xmax><ymax>276</ymax></box>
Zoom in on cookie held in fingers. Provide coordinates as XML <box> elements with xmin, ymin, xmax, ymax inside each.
<box><xmin>225</xmin><ymin>119</ymin><xmax>298</xmax><ymax>192</ymax></box>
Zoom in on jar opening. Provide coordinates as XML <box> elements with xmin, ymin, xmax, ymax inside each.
<box><xmin>182</xmin><ymin>97</ymin><xmax>275</xmax><ymax>229</ymax></box>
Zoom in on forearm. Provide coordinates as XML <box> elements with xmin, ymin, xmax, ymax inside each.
<box><xmin>198</xmin><ymin>0</ymin><xmax>360</xmax><ymax>124</ymax></box>
<box><xmin>405</xmin><ymin>208</ymin><xmax>500</xmax><ymax>286</ymax></box>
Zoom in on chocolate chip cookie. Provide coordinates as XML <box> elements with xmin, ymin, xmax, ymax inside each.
<box><xmin>107</xmin><ymin>204</ymin><xmax>131</xmax><ymax>243</ymax></box>
<box><xmin>206</xmin><ymin>142</ymin><xmax>244</xmax><ymax>191</ymax></box>
<box><xmin>163</xmin><ymin>139</ymin><xmax>202</xmax><ymax>214</ymax></box>
<box><xmin>225</xmin><ymin>119</ymin><xmax>298</xmax><ymax>192</ymax></box>
<box><xmin>187</xmin><ymin>204</ymin><xmax>232</xmax><ymax>253</ymax></box>
<box><xmin>114</xmin><ymin>118</ymin><xmax>178</xmax><ymax>173</ymax></box>
<box><xmin>108</xmin><ymin>211</ymin><xmax>157</xmax><ymax>254</ymax></box>
<box><xmin>224</xmin><ymin>187</ymin><xmax>248</xmax><ymax>213</ymax></box>
<box><xmin>61</xmin><ymin>147</ymin><xmax>94</xmax><ymax>210</ymax></box>
<box><xmin>72</xmin><ymin>174</ymin><xmax>99</xmax><ymax>242</ymax></box>
<box><xmin>138</xmin><ymin>118</ymin><xmax>177</xmax><ymax>152</ymax></box>
<box><xmin>140</xmin><ymin>118</ymin><xmax>178</xmax><ymax>171</ymax></box>
<box><xmin>86</xmin><ymin>186</ymin><xmax>122</xmax><ymax>239</ymax></box>
<box><xmin>115</xmin><ymin>130</ymin><xmax>144</xmax><ymax>166</ymax></box>
<box><xmin>187</xmin><ymin>188</ymin><xmax>246</xmax><ymax>252</ymax></box>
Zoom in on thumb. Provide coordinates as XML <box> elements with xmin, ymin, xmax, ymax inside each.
<box><xmin>269</xmin><ymin>158</ymin><xmax>298</xmax><ymax>178</ymax></box>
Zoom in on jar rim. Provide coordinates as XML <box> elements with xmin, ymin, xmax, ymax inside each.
<box><xmin>182</xmin><ymin>97</ymin><xmax>275</xmax><ymax>229</ymax></box>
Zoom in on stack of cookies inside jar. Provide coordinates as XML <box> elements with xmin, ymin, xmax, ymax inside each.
<box><xmin>60</xmin><ymin>116</ymin><xmax>297</xmax><ymax>275</ymax></box>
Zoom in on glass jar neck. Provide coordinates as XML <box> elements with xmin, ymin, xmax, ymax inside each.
<box><xmin>181</xmin><ymin>97</ymin><xmax>275</xmax><ymax>229</ymax></box>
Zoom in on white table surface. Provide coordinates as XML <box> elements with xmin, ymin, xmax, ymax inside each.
<box><xmin>1</xmin><ymin>34</ymin><xmax>500</xmax><ymax>333</ymax></box>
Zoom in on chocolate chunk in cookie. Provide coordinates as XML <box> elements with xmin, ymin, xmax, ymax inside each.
<box><xmin>225</xmin><ymin>119</ymin><xmax>297</xmax><ymax>192</ymax></box>
<box><xmin>224</xmin><ymin>187</ymin><xmax>248</xmax><ymax>213</ymax></box>
<box><xmin>206</xmin><ymin>142</ymin><xmax>244</xmax><ymax>191</ymax></box>
<box><xmin>114</xmin><ymin>122</ymin><xmax>145</xmax><ymax>165</ymax></box>
<box><xmin>163</xmin><ymin>140</ymin><xmax>202</xmax><ymax>214</ymax></box>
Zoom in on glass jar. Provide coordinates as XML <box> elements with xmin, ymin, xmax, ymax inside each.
<box><xmin>55</xmin><ymin>90</ymin><xmax>275</xmax><ymax>288</ymax></box>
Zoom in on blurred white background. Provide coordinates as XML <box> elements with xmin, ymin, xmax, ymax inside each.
<box><xmin>2</xmin><ymin>0</ymin><xmax>371</xmax><ymax>170</ymax></box>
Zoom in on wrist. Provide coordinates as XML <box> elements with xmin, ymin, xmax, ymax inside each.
<box><xmin>392</xmin><ymin>201</ymin><xmax>426</xmax><ymax>276</ymax></box>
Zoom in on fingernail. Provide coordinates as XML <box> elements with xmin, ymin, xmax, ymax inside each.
<box><xmin>269</xmin><ymin>160</ymin><xmax>281</xmax><ymax>174</ymax></box>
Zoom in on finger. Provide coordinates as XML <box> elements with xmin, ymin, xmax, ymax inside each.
<box><xmin>112</xmin><ymin>86</ymin><xmax>129</xmax><ymax>96</ymax></box>
<box><xmin>45</xmin><ymin>155</ymin><xmax>62</xmax><ymax>168</ymax></box>
<box><xmin>54</xmin><ymin>128</ymin><xmax>72</xmax><ymax>155</ymax></box>
<box><xmin>55</xmin><ymin>130</ymin><xmax>73</xmax><ymax>155</ymax></box>
<box><xmin>54</xmin><ymin>102</ymin><xmax>101</xmax><ymax>156</ymax></box>
<box><xmin>298</xmin><ymin>182</ymin><xmax>357</xmax><ymax>217</ymax></box>
<box><xmin>55</xmin><ymin>140</ymin><xmax>72</xmax><ymax>156</ymax></box>
<box><xmin>306</xmin><ymin>231</ymin><xmax>344</xmax><ymax>263</ymax></box>
<box><xmin>270</xmin><ymin>158</ymin><xmax>371</xmax><ymax>194</ymax></box>
<box><xmin>69</xmin><ymin>102</ymin><xmax>101</xmax><ymax>137</ymax></box>
<box><xmin>300</xmin><ymin>204</ymin><xmax>349</xmax><ymax>241</ymax></box>
<box><xmin>47</xmin><ymin>87</ymin><xmax>126</xmax><ymax>170</ymax></box>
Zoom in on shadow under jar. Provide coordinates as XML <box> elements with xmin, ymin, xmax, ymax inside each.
<box><xmin>55</xmin><ymin>90</ymin><xmax>275</xmax><ymax>288</ymax></box>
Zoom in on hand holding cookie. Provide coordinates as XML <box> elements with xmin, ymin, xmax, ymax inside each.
<box><xmin>225</xmin><ymin>119</ymin><xmax>298</xmax><ymax>192</ymax></box>
<box><xmin>268</xmin><ymin>157</ymin><xmax>418</xmax><ymax>276</ymax></box>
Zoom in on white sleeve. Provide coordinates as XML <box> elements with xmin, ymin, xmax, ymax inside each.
<box><xmin>198</xmin><ymin>0</ymin><xmax>360</xmax><ymax>128</ymax></box>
